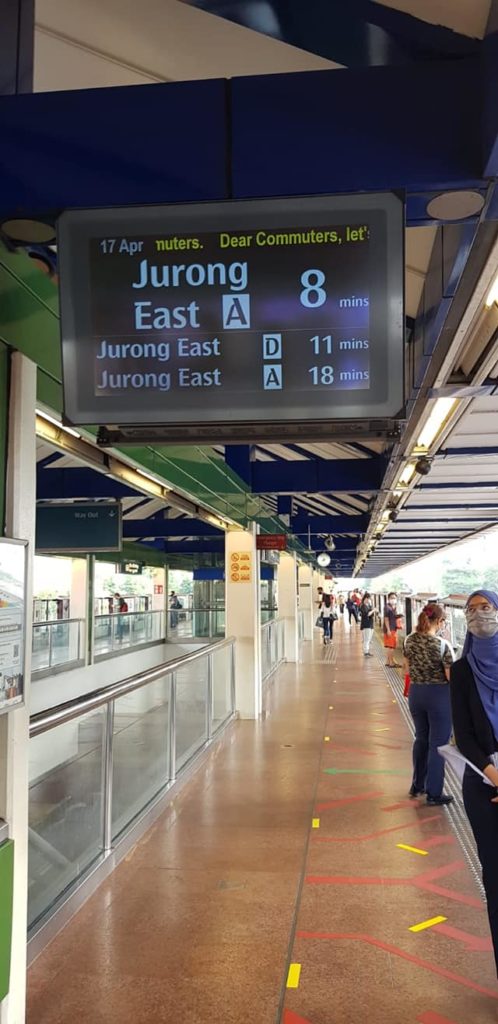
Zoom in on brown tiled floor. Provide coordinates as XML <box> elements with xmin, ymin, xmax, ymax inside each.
<box><xmin>28</xmin><ymin>619</ymin><xmax>498</xmax><ymax>1024</ymax></box>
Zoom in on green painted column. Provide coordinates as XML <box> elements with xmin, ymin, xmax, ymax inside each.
<box><xmin>0</xmin><ymin>840</ymin><xmax>14</xmax><ymax>1002</ymax></box>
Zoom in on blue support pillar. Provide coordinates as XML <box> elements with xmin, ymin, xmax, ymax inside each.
<box><xmin>225</xmin><ymin>445</ymin><xmax>254</xmax><ymax>486</ymax></box>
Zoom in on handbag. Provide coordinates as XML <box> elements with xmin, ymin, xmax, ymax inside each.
<box><xmin>315</xmin><ymin>615</ymin><xmax>324</xmax><ymax>627</ymax></box>
<box><xmin>331</xmin><ymin>610</ymin><xmax>339</xmax><ymax>621</ymax></box>
<box><xmin>403</xmin><ymin>673</ymin><xmax>410</xmax><ymax>698</ymax></box>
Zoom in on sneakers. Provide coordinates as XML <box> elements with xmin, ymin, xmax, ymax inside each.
<box><xmin>426</xmin><ymin>794</ymin><xmax>454</xmax><ymax>807</ymax></box>
<box><xmin>409</xmin><ymin>785</ymin><xmax>424</xmax><ymax>798</ymax></box>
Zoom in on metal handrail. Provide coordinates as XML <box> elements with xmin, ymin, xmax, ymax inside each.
<box><xmin>261</xmin><ymin>614</ymin><xmax>280</xmax><ymax>632</ymax></box>
<box><xmin>33</xmin><ymin>618</ymin><xmax>83</xmax><ymax>628</ymax></box>
<box><xmin>29</xmin><ymin>635</ymin><xmax>235</xmax><ymax>738</ymax></box>
<box><xmin>94</xmin><ymin>609</ymin><xmax>163</xmax><ymax>619</ymax></box>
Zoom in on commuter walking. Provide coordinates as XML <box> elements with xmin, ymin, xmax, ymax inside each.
<box><xmin>383</xmin><ymin>592</ymin><xmax>401</xmax><ymax>666</ymax></box>
<box><xmin>450</xmin><ymin>590</ymin><xmax>498</xmax><ymax>977</ymax></box>
<box><xmin>404</xmin><ymin>603</ymin><xmax>454</xmax><ymax>805</ymax></box>
<box><xmin>116</xmin><ymin>595</ymin><xmax>128</xmax><ymax>642</ymax></box>
<box><xmin>318</xmin><ymin>591</ymin><xmax>333</xmax><ymax>645</ymax></box>
<box><xmin>338</xmin><ymin>593</ymin><xmax>345</xmax><ymax>616</ymax></box>
<box><xmin>360</xmin><ymin>592</ymin><xmax>375</xmax><ymax>656</ymax></box>
<box><xmin>346</xmin><ymin>594</ymin><xmax>358</xmax><ymax>626</ymax></box>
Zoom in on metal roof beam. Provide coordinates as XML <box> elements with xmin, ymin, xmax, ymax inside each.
<box><xmin>123</xmin><ymin>518</ymin><xmax>223</xmax><ymax>539</ymax></box>
<box><xmin>36</xmin><ymin>467</ymin><xmax>136</xmax><ymax>500</ymax></box>
<box><xmin>251</xmin><ymin>458</ymin><xmax>385</xmax><ymax>494</ymax></box>
<box><xmin>291</xmin><ymin>513</ymin><xmax>368</xmax><ymax>534</ymax></box>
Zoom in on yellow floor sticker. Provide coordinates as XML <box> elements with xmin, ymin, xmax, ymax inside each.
<box><xmin>409</xmin><ymin>915</ymin><xmax>447</xmax><ymax>933</ymax></box>
<box><xmin>287</xmin><ymin>963</ymin><xmax>301</xmax><ymax>989</ymax></box>
<box><xmin>312</xmin><ymin>818</ymin><xmax>320</xmax><ymax>829</ymax></box>
<box><xmin>324</xmin><ymin>736</ymin><xmax>330</xmax><ymax>742</ymax></box>
<box><xmin>396</xmin><ymin>843</ymin><xmax>428</xmax><ymax>856</ymax></box>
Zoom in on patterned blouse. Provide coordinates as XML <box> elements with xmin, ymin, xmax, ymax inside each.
<box><xmin>403</xmin><ymin>632</ymin><xmax>454</xmax><ymax>685</ymax></box>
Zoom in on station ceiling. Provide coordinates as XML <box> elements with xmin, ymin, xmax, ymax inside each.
<box><xmin>3</xmin><ymin>0</ymin><xmax>498</xmax><ymax>578</ymax></box>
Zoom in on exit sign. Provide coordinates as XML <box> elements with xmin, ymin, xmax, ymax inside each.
<box><xmin>36</xmin><ymin>502</ymin><xmax>122</xmax><ymax>553</ymax></box>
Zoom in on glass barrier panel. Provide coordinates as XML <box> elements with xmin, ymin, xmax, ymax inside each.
<box><xmin>28</xmin><ymin>707</ymin><xmax>106</xmax><ymax>928</ymax></box>
<box><xmin>32</xmin><ymin>620</ymin><xmax>82</xmax><ymax>674</ymax></box>
<box><xmin>211</xmin><ymin>646</ymin><xmax>233</xmax><ymax>733</ymax></box>
<box><xmin>95</xmin><ymin>611</ymin><xmax>165</xmax><ymax>656</ymax></box>
<box><xmin>111</xmin><ymin>675</ymin><xmax>171</xmax><ymax>840</ymax></box>
<box><xmin>175</xmin><ymin>659</ymin><xmax>209</xmax><ymax>771</ymax></box>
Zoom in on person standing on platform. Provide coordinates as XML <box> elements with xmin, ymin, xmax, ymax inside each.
<box><xmin>450</xmin><ymin>590</ymin><xmax>498</xmax><ymax>978</ymax></box>
<box><xmin>318</xmin><ymin>591</ymin><xmax>333</xmax><ymax>645</ymax></box>
<box><xmin>360</xmin><ymin>592</ymin><xmax>375</xmax><ymax>656</ymax></box>
<box><xmin>383</xmin><ymin>592</ymin><xmax>401</xmax><ymax>667</ymax></box>
<box><xmin>404</xmin><ymin>603</ymin><xmax>454</xmax><ymax>805</ymax></box>
<box><xmin>338</xmin><ymin>593</ymin><xmax>345</xmax><ymax>616</ymax></box>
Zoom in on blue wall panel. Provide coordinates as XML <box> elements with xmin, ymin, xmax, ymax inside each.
<box><xmin>231</xmin><ymin>60</ymin><xmax>483</xmax><ymax>199</ymax></box>
<box><xmin>0</xmin><ymin>79</ymin><xmax>228</xmax><ymax>218</ymax></box>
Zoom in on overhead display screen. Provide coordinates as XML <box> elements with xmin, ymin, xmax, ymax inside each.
<box><xmin>58</xmin><ymin>194</ymin><xmax>404</xmax><ymax>436</ymax></box>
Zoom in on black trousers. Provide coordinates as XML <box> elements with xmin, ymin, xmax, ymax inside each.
<box><xmin>463</xmin><ymin>766</ymin><xmax>498</xmax><ymax>976</ymax></box>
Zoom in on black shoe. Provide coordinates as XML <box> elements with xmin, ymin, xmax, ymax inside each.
<box><xmin>426</xmin><ymin>794</ymin><xmax>453</xmax><ymax>806</ymax></box>
<box><xmin>409</xmin><ymin>785</ymin><xmax>424</xmax><ymax>798</ymax></box>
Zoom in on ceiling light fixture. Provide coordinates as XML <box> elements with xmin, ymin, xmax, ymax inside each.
<box><xmin>426</xmin><ymin>191</ymin><xmax>485</xmax><ymax>221</ymax></box>
<box><xmin>416</xmin><ymin>397</ymin><xmax>458</xmax><ymax>450</ymax></box>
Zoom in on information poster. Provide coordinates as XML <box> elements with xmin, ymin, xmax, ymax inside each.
<box><xmin>0</xmin><ymin>540</ymin><xmax>27</xmax><ymax>714</ymax></box>
<box><xmin>229</xmin><ymin>551</ymin><xmax>252</xmax><ymax>583</ymax></box>
<box><xmin>58</xmin><ymin>193</ymin><xmax>404</xmax><ymax>437</ymax></box>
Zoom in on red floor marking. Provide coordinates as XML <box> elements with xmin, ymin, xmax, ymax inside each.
<box><xmin>315</xmin><ymin>791</ymin><xmax>384</xmax><ymax>812</ymax></box>
<box><xmin>423</xmin><ymin>836</ymin><xmax>455</xmax><ymax>849</ymax></box>
<box><xmin>295</xmin><ymin>932</ymin><xmax>498</xmax><ymax>1000</ymax></box>
<box><xmin>283</xmin><ymin>1012</ymin><xmax>314</xmax><ymax>1024</ymax></box>
<box><xmin>433</xmin><ymin>923</ymin><xmax>493</xmax><ymax>952</ymax></box>
<box><xmin>383</xmin><ymin>800</ymin><xmax>424</xmax><ymax>811</ymax></box>
<box><xmin>312</xmin><ymin>814</ymin><xmax>440</xmax><ymax>844</ymax></box>
<box><xmin>306</xmin><ymin>860</ymin><xmax>484</xmax><ymax>910</ymax></box>
<box><xmin>418</xmin><ymin>1013</ymin><xmax>459</xmax><ymax>1024</ymax></box>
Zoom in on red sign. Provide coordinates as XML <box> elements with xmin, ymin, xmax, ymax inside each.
<box><xmin>154</xmin><ymin>584</ymin><xmax>164</xmax><ymax>594</ymax></box>
<box><xmin>256</xmin><ymin>534</ymin><xmax>287</xmax><ymax>551</ymax></box>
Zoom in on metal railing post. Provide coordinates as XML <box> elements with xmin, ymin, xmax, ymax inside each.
<box><xmin>207</xmin><ymin>653</ymin><xmax>213</xmax><ymax>741</ymax></box>
<box><xmin>169</xmin><ymin>672</ymin><xmax>177</xmax><ymax>783</ymax></box>
<box><xmin>48</xmin><ymin>624</ymin><xmax>53</xmax><ymax>671</ymax></box>
<box><xmin>230</xmin><ymin>640</ymin><xmax>236</xmax><ymax>714</ymax></box>
<box><xmin>102</xmin><ymin>701</ymin><xmax>115</xmax><ymax>854</ymax></box>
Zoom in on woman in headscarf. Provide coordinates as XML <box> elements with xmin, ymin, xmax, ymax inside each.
<box><xmin>450</xmin><ymin>590</ymin><xmax>498</xmax><ymax>978</ymax></box>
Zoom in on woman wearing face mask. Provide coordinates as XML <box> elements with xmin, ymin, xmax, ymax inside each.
<box><xmin>450</xmin><ymin>590</ymin><xmax>498</xmax><ymax>977</ymax></box>
<box><xmin>404</xmin><ymin>603</ymin><xmax>455</xmax><ymax>805</ymax></box>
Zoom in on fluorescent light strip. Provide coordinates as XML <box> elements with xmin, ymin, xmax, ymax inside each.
<box><xmin>397</xmin><ymin>463</ymin><xmax>417</xmax><ymax>487</ymax></box>
<box><xmin>36</xmin><ymin>409</ymin><xmax>80</xmax><ymax>438</ymax></box>
<box><xmin>485</xmin><ymin>272</ymin><xmax>498</xmax><ymax>307</ymax></box>
<box><xmin>416</xmin><ymin>398</ymin><xmax>458</xmax><ymax>450</ymax></box>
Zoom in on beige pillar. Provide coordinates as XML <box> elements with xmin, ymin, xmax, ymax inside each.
<box><xmin>225</xmin><ymin>528</ymin><xmax>261</xmax><ymax>718</ymax></box>
<box><xmin>0</xmin><ymin>354</ymin><xmax>36</xmax><ymax>1024</ymax></box>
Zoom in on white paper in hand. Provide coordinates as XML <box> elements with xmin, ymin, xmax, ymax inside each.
<box><xmin>438</xmin><ymin>744</ymin><xmax>494</xmax><ymax>786</ymax></box>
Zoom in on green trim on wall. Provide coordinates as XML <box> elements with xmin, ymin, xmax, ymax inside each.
<box><xmin>0</xmin><ymin>343</ymin><xmax>9</xmax><ymax>532</ymax></box>
<box><xmin>0</xmin><ymin>839</ymin><xmax>14</xmax><ymax>1002</ymax></box>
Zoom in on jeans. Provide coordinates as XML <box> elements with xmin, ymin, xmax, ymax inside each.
<box><xmin>322</xmin><ymin>617</ymin><xmax>333</xmax><ymax>640</ymax></box>
<box><xmin>463</xmin><ymin>767</ymin><xmax>498</xmax><ymax>976</ymax></box>
<box><xmin>362</xmin><ymin>628</ymin><xmax>373</xmax><ymax>653</ymax></box>
<box><xmin>408</xmin><ymin>683</ymin><xmax>451</xmax><ymax>798</ymax></box>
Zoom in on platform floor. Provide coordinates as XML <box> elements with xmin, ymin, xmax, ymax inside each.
<box><xmin>28</xmin><ymin>619</ymin><xmax>498</xmax><ymax>1023</ymax></box>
